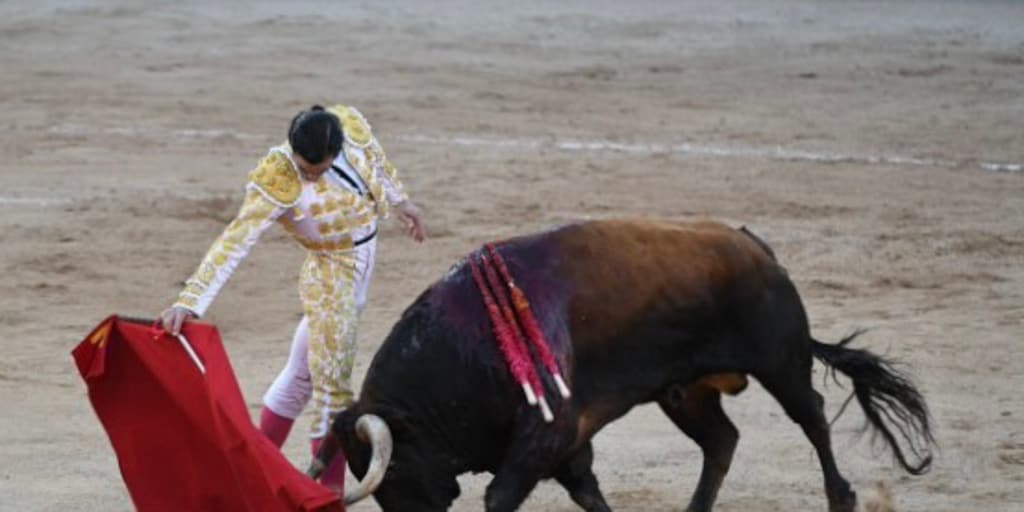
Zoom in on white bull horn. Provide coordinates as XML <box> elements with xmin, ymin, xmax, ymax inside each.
<box><xmin>343</xmin><ymin>414</ymin><xmax>394</xmax><ymax>506</ymax></box>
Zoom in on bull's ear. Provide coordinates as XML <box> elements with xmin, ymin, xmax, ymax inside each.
<box><xmin>331</xmin><ymin>408</ymin><xmax>372</xmax><ymax>477</ymax></box>
<box><xmin>308</xmin><ymin>411</ymin><xmax>352</xmax><ymax>479</ymax></box>
<box><xmin>329</xmin><ymin>407</ymin><xmax>356</xmax><ymax>442</ymax></box>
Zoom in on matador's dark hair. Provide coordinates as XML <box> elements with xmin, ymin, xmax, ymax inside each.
<box><xmin>288</xmin><ymin>105</ymin><xmax>343</xmax><ymax>164</ymax></box>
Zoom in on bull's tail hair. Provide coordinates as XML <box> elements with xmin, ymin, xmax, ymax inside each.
<box><xmin>811</xmin><ymin>332</ymin><xmax>935</xmax><ymax>475</ymax></box>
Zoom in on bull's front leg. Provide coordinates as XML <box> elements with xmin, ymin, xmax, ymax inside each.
<box><xmin>484</xmin><ymin>461</ymin><xmax>542</xmax><ymax>512</ymax></box>
<box><xmin>484</xmin><ymin>422</ymin><xmax>560</xmax><ymax>512</ymax></box>
<box><xmin>553</xmin><ymin>441</ymin><xmax>613</xmax><ymax>512</ymax></box>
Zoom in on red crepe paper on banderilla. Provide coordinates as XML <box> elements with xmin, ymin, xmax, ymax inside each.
<box><xmin>469</xmin><ymin>244</ymin><xmax>571</xmax><ymax>423</ymax></box>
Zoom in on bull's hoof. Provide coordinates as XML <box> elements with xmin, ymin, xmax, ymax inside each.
<box><xmin>828</xmin><ymin>489</ymin><xmax>857</xmax><ymax>512</ymax></box>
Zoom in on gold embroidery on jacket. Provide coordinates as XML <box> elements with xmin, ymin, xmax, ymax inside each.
<box><xmin>174</xmin><ymin>189</ymin><xmax>278</xmax><ymax>313</ymax></box>
<box><xmin>248</xmin><ymin>152</ymin><xmax>301</xmax><ymax>206</ymax></box>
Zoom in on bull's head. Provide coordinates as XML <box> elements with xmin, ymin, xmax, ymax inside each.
<box><xmin>309</xmin><ymin>405</ymin><xmax>463</xmax><ymax>511</ymax></box>
<box><xmin>307</xmin><ymin>414</ymin><xmax>392</xmax><ymax>506</ymax></box>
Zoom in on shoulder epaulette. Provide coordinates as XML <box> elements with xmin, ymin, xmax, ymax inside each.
<box><xmin>247</xmin><ymin>151</ymin><xmax>301</xmax><ymax>206</ymax></box>
<box><xmin>326</xmin><ymin>104</ymin><xmax>373</xmax><ymax>148</ymax></box>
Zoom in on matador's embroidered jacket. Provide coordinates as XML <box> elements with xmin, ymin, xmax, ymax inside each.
<box><xmin>173</xmin><ymin>105</ymin><xmax>407</xmax><ymax>317</ymax></box>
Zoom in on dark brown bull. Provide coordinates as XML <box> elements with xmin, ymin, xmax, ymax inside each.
<box><xmin>312</xmin><ymin>219</ymin><xmax>934</xmax><ymax>512</ymax></box>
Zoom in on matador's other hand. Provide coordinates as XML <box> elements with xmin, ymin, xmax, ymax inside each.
<box><xmin>395</xmin><ymin>200</ymin><xmax>427</xmax><ymax>243</ymax></box>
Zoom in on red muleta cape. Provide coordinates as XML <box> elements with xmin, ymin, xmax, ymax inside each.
<box><xmin>72</xmin><ymin>315</ymin><xmax>343</xmax><ymax>512</ymax></box>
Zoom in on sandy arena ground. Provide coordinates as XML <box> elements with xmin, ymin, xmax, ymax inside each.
<box><xmin>1</xmin><ymin>1</ymin><xmax>1022</xmax><ymax>510</ymax></box>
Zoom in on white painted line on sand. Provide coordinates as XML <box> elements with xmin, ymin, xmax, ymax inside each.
<box><xmin>0</xmin><ymin>196</ymin><xmax>73</xmax><ymax>206</ymax></box>
<box><xmin>396</xmin><ymin>134</ymin><xmax>1023</xmax><ymax>173</ymax></box>
<box><xmin>44</xmin><ymin>123</ymin><xmax>261</xmax><ymax>140</ymax></box>
<box><xmin>24</xmin><ymin>124</ymin><xmax>1024</xmax><ymax>174</ymax></box>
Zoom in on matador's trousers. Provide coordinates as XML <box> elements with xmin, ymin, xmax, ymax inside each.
<box><xmin>262</xmin><ymin>239</ymin><xmax>376</xmax><ymax>438</ymax></box>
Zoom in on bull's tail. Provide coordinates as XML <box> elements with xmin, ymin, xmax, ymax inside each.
<box><xmin>811</xmin><ymin>332</ymin><xmax>935</xmax><ymax>475</ymax></box>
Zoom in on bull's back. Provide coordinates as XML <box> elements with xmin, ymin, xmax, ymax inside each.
<box><xmin>370</xmin><ymin>217</ymin><xmax>779</xmax><ymax>399</ymax></box>
<box><xmin>549</xmin><ymin>219</ymin><xmax>781</xmax><ymax>347</ymax></box>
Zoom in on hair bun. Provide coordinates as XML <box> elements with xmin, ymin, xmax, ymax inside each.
<box><xmin>288</xmin><ymin>107</ymin><xmax>343</xmax><ymax>164</ymax></box>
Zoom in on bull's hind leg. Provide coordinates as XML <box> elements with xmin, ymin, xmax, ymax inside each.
<box><xmin>553</xmin><ymin>442</ymin><xmax>613</xmax><ymax>512</ymax></box>
<box><xmin>759</xmin><ymin>369</ymin><xmax>857</xmax><ymax>512</ymax></box>
<box><xmin>658</xmin><ymin>378</ymin><xmax>742</xmax><ymax>512</ymax></box>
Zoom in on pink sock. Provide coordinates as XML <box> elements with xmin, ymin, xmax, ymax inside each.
<box><xmin>258</xmin><ymin>407</ymin><xmax>294</xmax><ymax>449</ymax></box>
<box><xmin>310</xmin><ymin>438</ymin><xmax>346</xmax><ymax>494</ymax></box>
